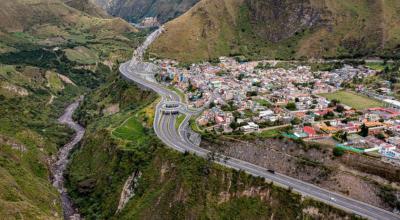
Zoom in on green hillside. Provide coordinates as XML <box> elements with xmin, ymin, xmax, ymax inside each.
<box><xmin>0</xmin><ymin>0</ymin><xmax>145</xmax><ymax>218</ymax></box>
<box><xmin>149</xmin><ymin>0</ymin><xmax>400</xmax><ymax>62</ymax></box>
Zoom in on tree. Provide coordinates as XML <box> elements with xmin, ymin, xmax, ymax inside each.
<box><xmin>336</xmin><ymin>104</ymin><xmax>345</xmax><ymax>113</ymax></box>
<box><xmin>328</xmin><ymin>99</ymin><xmax>340</xmax><ymax>107</ymax></box>
<box><xmin>291</xmin><ymin>117</ymin><xmax>301</xmax><ymax>125</ymax></box>
<box><xmin>209</xmin><ymin>102</ymin><xmax>216</xmax><ymax>108</ymax></box>
<box><xmin>233</xmin><ymin>111</ymin><xmax>241</xmax><ymax>119</ymax></box>
<box><xmin>230</xmin><ymin>121</ymin><xmax>239</xmax><ymax>130</ymax></box>
<box><xmin>375</xmin><ymin>132</ymin><xmax>385</xmax><ymax>140</ymax></box>
<box><xmin>359</xmin><ymin>123</ymin><xmax>369</xmax><ymax>137</ymax></box>
<box><xmin>286</xmin><ymin>102</ymin><xmax>297</xmax><ymax>111</ymax></box>
<box><xmin>333</xmin><ymin>147</ymin><xmax>345</xmax><ymax>157</ymax></box>
<box><xmin>237</xmin><ymin>73</ymin><xmax>245</xmax><ymax>81</ymax></box>
<box><xmin>323</xmin><ymin>111</ymin><xmax>335</xmax><ymax>119</ymax></box>
<box><xmin>246</xmin><ymin>91</ymin><xmax>258</xmax><ymax>97</ymax></box>
<box><xmin>335</xmin><ymin>131</ymin><xmax>348</xmax><ymax>142</ymax></box>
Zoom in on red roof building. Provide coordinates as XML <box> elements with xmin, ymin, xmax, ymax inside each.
<box><xmin>303</xmin><ymin>126</ymin><xmax>316</xmax><ymax>137</ymax></box>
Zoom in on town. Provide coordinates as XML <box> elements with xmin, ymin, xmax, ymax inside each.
<box><xmin>155</xmin><ymin>57</ymin><xmax>400</xmax><ymax>165</ymax></box>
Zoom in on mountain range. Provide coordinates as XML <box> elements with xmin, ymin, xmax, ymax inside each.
<box><xmin>149</xmin><ymin>0</ymin><xmax>400</xmax><ymax>62</ymax></box>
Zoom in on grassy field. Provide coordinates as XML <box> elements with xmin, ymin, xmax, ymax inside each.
<box><xmin>320</xmin><ymin>90</ymin><xmax>383</xmax><ymax>110</ymax></box>
<box><xmin>64</xmin><ymin>46</ymin><xmax>98</xmax><ymax>65</ymax></box>
<box><xmin>112</xmin><ymin>117</ymin><xmax>145</xmax><ymax>142</ymax></box>
<box><xmin>175</xmin><ymin>114</ymin><xmax>186</xmax><ymax>129</ymax></box>
<box><xmin>254</xmin><ymin>99</ymin><xmax>271</xmax><ymax>107</ymax></box>
<box><xmin>45</xmin><ymin>71</ymin><xmax>64</xmax><ymax>92</ymax></box>
<box><xmin>366</xmin><ymin>63</ymin><xmax>386</xmax><ymax>71</ymax></box>
<box><xmin>257</xmin><ymin>129</ymin><xmax>282</xmax><ymax>139</ymax></box>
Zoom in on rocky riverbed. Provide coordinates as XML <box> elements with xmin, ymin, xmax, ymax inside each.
<box><xmin>51</xmin><ymin>97</ymin><xmax>85</xmax><ymax>220</ymax></box>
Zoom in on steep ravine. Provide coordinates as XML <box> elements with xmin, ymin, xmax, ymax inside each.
<box><xmin>92</xmin><ymin>0</ymin><xmax>199</xmax><ymax>23</ymax></box>
<box><xmin>51</xmin><ymin>97</ymin><xmax>85</xmax><ymax>220</ymax></box>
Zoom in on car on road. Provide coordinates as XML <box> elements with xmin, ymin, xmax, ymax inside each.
<box><xmin>267</xmin><ymin>169</ymin><xmax>275</xmax><ymax>174</ymax></box>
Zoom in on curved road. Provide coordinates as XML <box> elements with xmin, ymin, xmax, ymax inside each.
<box><xmin>119</xmin><ymin>30</ymin><xmax>400</xmax><ymax>220</ymax></box>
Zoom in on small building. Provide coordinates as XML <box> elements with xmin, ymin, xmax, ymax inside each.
<box><xmin>303</xmin><ymin>126</ymin><xmax>316</xmax><ymax>137</ymax></box>
<box><xmin>259</xmin><ymin>110</ymin><xmax>274</xmax><ymax>118</ymax></box>
<box><xmin>388</xmin><ymin>136</ymin><xmax>400</xmax><ymax>147</ymax></box>
<box><xmin>379</xmin><ymin>144</ymin><xmax>400</xmax><ymax>160</ymax></box>
<box><xmin>383</xmin><ymin>99</ymin><xmax>400</xmax><ymax>109</ymax></box>
<box><xmin>240</xmin><ymin>122</ymin><xmax>259</xmax><ymax>133</ymax></box>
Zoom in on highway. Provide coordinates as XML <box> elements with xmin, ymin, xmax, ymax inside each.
<box><xmin>118</xmin><ymin>28</ymin><xmax>400</xmax><ymax>220</ymax></box>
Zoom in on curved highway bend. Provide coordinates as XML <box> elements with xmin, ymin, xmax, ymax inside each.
<box><xmin>119</xmin><ymin>30</ymin><xmax>400</xmax><ymax>220</ymax></box>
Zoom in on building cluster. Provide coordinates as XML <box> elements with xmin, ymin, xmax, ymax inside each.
<box><xmin>155</xmin><ymin>57</ymin><xmax>400</xmax><ymax>163</ymax></box>
<box><xmin>139</xmin><ymin>17</ymin><xmax>160</xmax><ymax>27</ymax></box>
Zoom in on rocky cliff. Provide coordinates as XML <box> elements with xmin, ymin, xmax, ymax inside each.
<box><xmin>92</xmin><ymin>0</ymin><xmax>199</xmax><ymax>23</ymax></box>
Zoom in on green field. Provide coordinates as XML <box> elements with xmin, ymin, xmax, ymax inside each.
<box><xmin>112</xmin><ymin>116</ymin><xmax>146</xmax><ymax>142</ymax></box>
<box><xmin>64</xmin><ymin>46</ymin><xmax>98</xmax><ymax>65</ymax></box>
<box><xmin>366</xmin><ymin>63</ymin><xmax>386</xmax><ymax>71</ymax></box>
<box><xmin>175</xmin><ymin>114</ymin><xmax>186</xmax><ymax>129</ymax></box>
<box><xmin>320</xmin><ymin>90</ymin><xmax>383</xmax><ymax>110</ymax></box>
<box><xmin>257</xmin><ymin>129</ymin><xmax>281</xmax><ymax>138</ymax></box>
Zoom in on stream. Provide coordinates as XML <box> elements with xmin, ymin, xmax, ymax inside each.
<box><xmin>52</xmin><ymin>97</ymin><xmax>85</xmax><ymax>220</ymax></box>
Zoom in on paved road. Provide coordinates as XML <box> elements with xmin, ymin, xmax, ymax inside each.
<box><xmin>118</xmin><ymin>27</ymin><xmax>400</xmax><ymax>220</ymax></box>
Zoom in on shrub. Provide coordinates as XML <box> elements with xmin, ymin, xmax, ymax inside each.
<box><xmin>333</xmin><ymin>147</ymin><xmax>345</xmax><ymax>157</ymax></box>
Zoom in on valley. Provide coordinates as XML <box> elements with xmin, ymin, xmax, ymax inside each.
<box><xmin>92</xmin><ymin>0</ymin><xmax>199</xmax><ymax>23</ymax></box>
<box><xmin>1</xmin><ymin>0</ymin><xmax>400</xmax><ymax>219</ymax></box>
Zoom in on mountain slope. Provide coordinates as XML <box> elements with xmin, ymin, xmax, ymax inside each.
<box><xmin>92</xmin><ymin>0</ymin><xmax>199</xmax><ymax>23</ymax></box>
<box><xmin>149</xmin><ymin>0</ymin><xmax>400</xmax><ymax>62</ymax></box>
<box><xmin>63</xmin><ymin>0</ymin><xmax>110</xmax><ymax>18</ymax></box>
<box><xmin>0</xmin><ymin>0</ymin><xmax>134</xmax><ymax>34</ymax></box>
<box><xmin>0</xmin><ymin>0</ymin><xmax>143</xmax><ymax>219</ymax></box>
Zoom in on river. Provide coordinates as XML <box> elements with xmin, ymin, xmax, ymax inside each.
<box><xmin>51</xmin><ymin>97</ymin><xmax>85</xmax><ymax>220</ymax></box>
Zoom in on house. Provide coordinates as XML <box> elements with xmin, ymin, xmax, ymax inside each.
<box><xmin>379</xmin><ymin>144</ymin><xmax>400</xmax><ymax>160</ymax></box>
<box><xmin>383</xmin><ymin>99</ymin><xmax>400</xmax><ymax>109</ymax></box>
<box><xmin>259</xmin><ymin>110</ymin><xmax>274</xmax><ymax>118</ymax></box>
<box><xmin>240</xmin><ymin>122</ymin><xmax>259</xmax><ymax>133</ymax></box>
<box><xmin>303</xmin><ymin>126</ymin><xmax>316</xmax><ymax>137</ymax></box>
<box><xmin>388</xmin><ymin>136</ymin><xmax>400</xmax><ymax>147</ymax></box>
<box><xmin>319</xmin><ymin>125</ymin><xmax>339</xmax><ymax>134</ymax></box>
<box><xmin>215</xmin><ymin>115</ymin><xmax>224</xmax><ymax>124</ymax></box>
